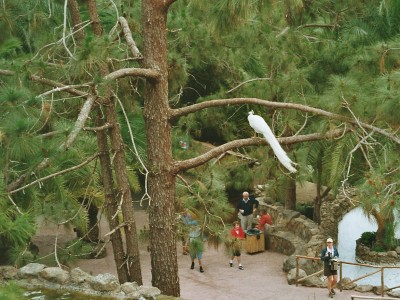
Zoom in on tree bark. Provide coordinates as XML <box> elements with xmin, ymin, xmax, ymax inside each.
<box><xmin>142</xmin><ymin>0</ymin><xmax>179</xmax><ymax>296</ymax></box>
<box><xmin>284</xmin><ymin>177</ymin><xmax>296</xmax><ymax>210</ymax></box>
<box><xmin>95</xmin><ymin>111</ymin><xmax>129</xmax><ymax>283</ymax></box>
<box><xmin>67</xmin><ymin>0</ymin><xmax>85</xmax><ymax>41</ymax></box>
<box><xmin>105</xmin><ymin>95</ymin><xmax>142</xmax><ymax>284</ymax></box>
<box><xmin>87</xmin><ymin>0</ymin><xmax>142</xmax><ymax>284</ymax></box>
<box><xmin>314</xmin><ymin>151</ymin><xmax>323</xmax><ymax>223</ymax></box>
<box><xmin>372</xmin><ymin>208</ymin><xmax>385</xmax><ymax>247</ymax></box>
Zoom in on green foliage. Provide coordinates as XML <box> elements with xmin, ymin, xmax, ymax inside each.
<box><xmin>359</xmin><ymin>231</ymin><xmax>376</xmax><ymax>247</ymax></box>
<box><xmin>188</xmin><ymin>237</ymin><xmax>204</xmax><ymax>257</ymax></box>
<box><xmin>176</xmin><ymin>165</ymin><xmax>235</xmax><ymax>248</ymax></box>
<box><xmin>0</xmin><ymin>282</ymin><xmax>24</xmax><ymax>300</ymax></box>
<box><xmin>382</xmin><ymin>222</ymin><xmax>397</xmax><ymax>251</ymax></box>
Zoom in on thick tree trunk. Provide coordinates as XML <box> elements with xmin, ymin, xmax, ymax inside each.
<box><xmin>67</xmin><ymin>0</ymin><xmax>85</xmax><ymax>40</ymax></box>
<box><xmin>285</xmin><ymin>176</ymin><xmax>296</xmax><ymax>210</ymax></box>
<box><xmin>105</xmin><ymin>96</ymin><xmax>142</xmax><ymax>284</ymax></box>
<box><xmin>95</xmin><ymin>112</ymin><xmax>129</xmax><ymax>283</ymax></box>
<box><xmin>142</xmin><ymin>0</ymin><xmax>179</xmax><ymax>296</ymax></box>
<box><xmin>372</xmin><ymin>208</ymin><xmax>385</xmax><ymax>247</ymax></box>
<box><xmin>88</xmin><ymin>0</ymin><xmax>142</xmax><ymax>284</ymax></box>
<box><xmin>314</xmin><ymin>153</ymin><xmax>323</xmax><ymax>223</ymax></box>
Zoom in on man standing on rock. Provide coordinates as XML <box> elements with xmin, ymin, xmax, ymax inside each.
<box><xmin>237</xmin><ymin>191</ymin><xmax>259</xmax><ymax>230</ymax></box>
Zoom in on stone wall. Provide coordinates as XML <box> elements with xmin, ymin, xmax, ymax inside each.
<box><xmin>257</xmin><ymin>186</ymin><xmax>358</xmax><ymax>275</ymax></box>
<box><xmin>355</xmin><ymin>239</ymin><xmax>400</xmax><ymax>264</ymax></box>
<box><xmin>259</xmin><ymin>202</ymin><xmax>326</xmax><ymax>274</ymax></box>
<box><xmin>0</xmin><ymin>263</ymin><xmax>177</xmax><ymax>300</ymax></box>
<box><xmin>319</xmin><ymin>187</ymin><xmax>357</xmax><ymax>242</ymax></box>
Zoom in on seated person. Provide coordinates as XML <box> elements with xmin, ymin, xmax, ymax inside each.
<box><xmin>256</xmin><ymin>208</ymin><xmax>272</xmax><ymax>230</ymax></box>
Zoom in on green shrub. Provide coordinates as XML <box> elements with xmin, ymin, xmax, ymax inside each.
<box><xmin>371</xmin><ymin>245</ymin><xmax>385</xmax><ymax>252</ymax></box>
<box><xmin>0</xmin><ymin>282</ymin><xmax>24</xmax><ymax>300</ymax></box>
<box><xmin>382</xmin><ymin>222</ymin><xmax>397</xmax><ymax>251</ymax></box>
<box><xmin>359</xmin><ymin>231</ymin><xmax>376</xmax><ymax>247</ymax></box>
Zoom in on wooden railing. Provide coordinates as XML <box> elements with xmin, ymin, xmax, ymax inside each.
<box><xmin>295</xmin><ymin>255</ymin><xmax>400</xmax><ymax>297</ymax></box>
<box><xmin>350</xmin><ymin>296</ymin><xmax>399</xmax><ymax>300</ymax></box>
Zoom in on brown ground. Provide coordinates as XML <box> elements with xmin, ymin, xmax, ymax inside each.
<box><xmin>33</xmin><ymin>209</ymin><xmax>371</xmax><ymax>300</ymax></box>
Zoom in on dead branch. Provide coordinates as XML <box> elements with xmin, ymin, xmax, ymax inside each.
<box><xmin>170</xmin><ymin>98</ymin><xmax>400</xmax><ymax>145</ymax></box>
<box><xmin>62</xmin><ymin>96</ymin><xmax>96</xmax><ymax>150</ymax></box>
<box><xmin>118</xmin><ymin>17</ymin><xmax>142</xmax><ymax>58</ymax></box>
<box><xmin>83</xmin><ymin>123</ymin><xmax>113</xmax><ymax>132</ymax></box>
<box><xmin>297</xmin><ymin>23</ymin><xmax>337</xmax><ymax>29</ymax></box>
<box><xmin>8</xmin><ymin>152</ymin><xmax>99</xmax><ymax>195</ymax></box>
<box><xmin>226</xmin><ymin>77</ymin><xmax>271</xmax><ymax>94</ymax></box>
<box><xmin>174</xmin><ymin>128</ymin><xmax>350</xmax><ymax>173</ymax></box>
<box><xmin>104</xmin><ymin>68</ymin><xmax>160</xmax><ymax>81</ymax></box>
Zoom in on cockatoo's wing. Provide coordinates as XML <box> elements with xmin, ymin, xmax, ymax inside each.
<box><xmin>248</xmin><ymin>111</ymin><xmax>297</xmax><ymax>173</ymax></box>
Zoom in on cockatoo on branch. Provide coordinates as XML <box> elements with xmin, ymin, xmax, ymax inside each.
<box><xmin>248</xmin><ymin>111</ymin><xmax>297</xmax><ymax>173</ymax></box>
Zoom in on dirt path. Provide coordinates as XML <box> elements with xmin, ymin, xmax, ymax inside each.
<box><xmin>33</xmin><ymin>209</ymin><xmax>372</xmax><ymax>300</ymax></box>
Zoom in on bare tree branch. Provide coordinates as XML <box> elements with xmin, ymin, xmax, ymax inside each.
<box><xmin>226</xmin><ymin>77</ymin><xmax>271</xmax><ymax>94</ymax></box>
<box><xmin>62</xmin><ymin>0</ymin><xmax>77</xmax><ymax>60</ymax></box>
<box><xmin>30</xmin><ymin>75</ymin><xmax>89</xmax><ymax>97</ymax></box>
<box><xmin>170</xmin><ymin>98</ymin><xmax>400</xmax><ymax>145</ymax></box>
<box><xmin>118</xmin><ymin>17</ymin><xmax>142</xmax><ymax>58</ymax></box>
<box><xmin>7</xmin><ymin>95</ymin><xmax>97</xmax><ymax>191</ymax></box>
<box><xmin>0</xmin><ymin>69</ymin><xmax>15</xmax><ymax>76</ymax></box>
<box><xmin>8</xmin><ymin>153</ymin><xmax>99</xmax><ymax>195</ymax></box>
<box><xmin>104</xmin><ymin>67</ymin><xmax>160</xmax><ymax>81</ymax></box>
<box><xmin>297</xmin><ymin>23</ymin><xmax>337</xmax><ymax>29</ymax></box>
<box><xmin>83</xmin><ymin>123</ymin><xmax>113</xmax><ymax>132</ymax></box>
<box><xmin>62</xmin><ymin>96</ymin><xmax>96</xmax><ymax>150</ymax></box>
<box><xmin>174</xmin><ymin>128</ymin><xmax>350</xmax><ymax>173</ymax></box>
<box><xmin>7</xmin><ymin>158</ymin><xmax>50</xmax><ymax>192</ymax></box>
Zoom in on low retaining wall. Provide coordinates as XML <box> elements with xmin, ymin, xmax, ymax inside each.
<box><xmin>259</xmin><ymin>203</ymin><xmax>326</xmax><ymax>274</ymax></box>
<box><xmin>355</xmin><ymin>239</ymin><xmax>400</xmax><ymax>264</ymax></box>
<box><xmin>0</xmin><ymin>263</ymin><xmax>176</xmax><ymax>300</ymax></box>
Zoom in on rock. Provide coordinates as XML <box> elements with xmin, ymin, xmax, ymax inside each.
<box><xmin>302</xmin><ymin>276</ymin><xmax>326</xmax><ymax>288</ymax></box>
<box><xmin>387</xmin><ymin>289</ymin><xmax>400</xmax><ymax>298</ymax></box>
<box><xmin>121</xmin><ymin>282</ymin><xmax>139</xmax><ymax>294</ymax></box>
<box><xmin>283</xmin><ymin>256</ymin><xmax>296</xmax><ymax>272</ymax></box>
<box><xmin>39</xmin><ymin>267</ymin><xmax>70</xmax><ymax>284</ymax></box>
<box><xmin>256</xmin><ymin>185</ymin><xmax>265</xmax><ymax>191</ymax></box>
<box><xmin>18</xmin><ymin>263</ymin><xmax>46</xmax><ymax>279</ymax></box>
<box><xmin>70</xmin><ymin>267</ymin><xmax>92</xmax><ymax>284</ymax></box>
<box><xmin>0</xmin><ymin>266</ymin><xmax>18</xmax><ymax>279</ymax></box>
<box><xmin>286</xmin><ymin>268</ymin><xmax>306</xmax><ymax>285</ymax></box>
<box><xmin>338</xmin><ymin>277</ymin><xmax>357</xmax><ymax>290</ymax></box>
<box><xmin>387</xmin><ymin>251</ymin><xmax>398</xmax><ymax>258</ymax></box>
<box><xmin>354</xmin><ymin>284</ymin><xmax>374</xmax><ymax>293</ymax></box>
<box><xmin>89</xmin><ymin>273</ymin><xmax>120</xmax><ymax>292</ymax></box>
<box><xmin>138</xmin><ymin>285</ymin><xmax>161</xmax><ymax>298</ymax></box>
<box><xmin>372</xmin><ymin>285</ymin><xmax>389</xmax><ymax>296</ymax></box>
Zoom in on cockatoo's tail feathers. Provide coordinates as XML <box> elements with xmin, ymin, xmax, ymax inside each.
<box><xmin>247</xmin><ymin>112</ymin><xmax>297</xmax><ymax>173</ymax></box>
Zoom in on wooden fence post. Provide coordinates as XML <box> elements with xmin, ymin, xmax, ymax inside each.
<box><xmin>381</xmin><ymin>267</ymin><xmax>384</xmax><ymax>297</ymax></box>
<box><xmin>296</xmin><ymin>256</ymin><xmax>299</xmax><ymax>287</ymax></box>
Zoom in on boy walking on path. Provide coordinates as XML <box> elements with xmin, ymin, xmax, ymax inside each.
<box><xmin>229</xmin><ymin>221</ymin><xmax>245</xmax><ymax>270</ymax></box>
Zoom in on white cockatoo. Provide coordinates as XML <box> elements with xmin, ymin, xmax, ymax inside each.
<box><xmin>248</xmin><ymin>111</ymin><xmax>297</xmax><ymax>173</ymax></box>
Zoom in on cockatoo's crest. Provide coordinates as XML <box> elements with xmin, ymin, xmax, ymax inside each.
<box><xmin>247</xmin><ymin>111</ymin><xmax>297</xmax><ymax>173</ymax></box>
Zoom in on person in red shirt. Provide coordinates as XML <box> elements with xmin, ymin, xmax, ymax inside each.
<box><xmin>229</xmin><ymin>221</ymin><xmax>245</xmax><ymax>270</ymax></box>
<box><xmin>256</xmin><ymin>208</ymin><xmax>273</xmax><ymax>230</ymax></box>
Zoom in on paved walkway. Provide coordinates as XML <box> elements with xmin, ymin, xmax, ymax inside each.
<box><xmin>35</xmin><ymin>210</ymin><xmax>377</xmax><ymax>300</ymax></box>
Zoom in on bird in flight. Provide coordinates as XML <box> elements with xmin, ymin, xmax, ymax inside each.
<box><xmin>247</xmin><ymin>111</ymin><xmax>297</xmax><ymax>173</ymax></box>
